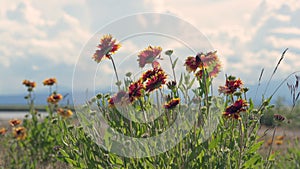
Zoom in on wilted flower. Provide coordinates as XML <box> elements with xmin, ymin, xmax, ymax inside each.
<box><xmin>142</xmin><ymin>68</ymin><xmax>167</xmax><ymax>93</ymax></box>
<box><xmin>223</xmin><ymin>99</ymin><xmax>248</xmax><ymax>120</ymax></box>
<box><xmin>92</xmin><ymin>34</ymin><xmax>121</xmax><ymax>63</ymax></box>
<box><xmin>22</xmin><ymin>80</ymin><xmax>36</xmax><ymax>89</ymax></box>
<box><xmin>57</xmin><ymin>108</ymin><xmax>73</xmax><ymax>118</ymax></box>
<box><xmin>13</xmin><ymin>127</ymin><xmax>27</xmax><ymax>140</ymax></box>
<box><xmin>109</xmin><ymin>90</ymin><xmax>130</xmax><ymax>107</ymax></box>
<box><xmin>9</xmin><ymin>119</ymin><xmax>22</xmax><ymax>127</ymax></box>
<box><xmin>137</xmin><ymin>46</ymin><xmax>162</xmax><ymax>68</ymax></box>
<box><xmin>128</xmin><ymin>81</ymin><xmax>144</xmax><ymax>102</ymax></box>
<box><xmin>47</xmin><ymin>93</ymin><xmax>63</xmax><ymax>104</ymax></box>
<box><xmin>219</xmin><ymin>76</ymin><xmax>243</xmax><ymax>95</ymax></box>
<box><xmin>0</xmin><ymin>128</ymin><xmax>7</xmax><ymax>135</ymax></box>
<box><xmin>43</xmin><ymin>78</ymin><xmax>57</xmax><ymax>86</ymax></box>
<box><xmin>167</xmin><ymin>80</ymin><xmax>177</xmax><ymax>90</ymax></box>
<box><xmin>164</xmin><ymin>98</ymin><xmax>180</xmax><ymax>109</ymax></box>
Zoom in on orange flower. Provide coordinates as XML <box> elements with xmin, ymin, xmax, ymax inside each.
<box><xmin>137</xmin><ymin>46</ymin><xmax>162</xmax><ymax>68</ymax></box>
<box><xmin>9</xmin><ymin>119</ymin><xmax>22</xmax><ymax>126</ymax></box>
<box><xmin>164</xmin><ymin>98</ymin><xmax>180</xmax><ymax>109</ymax></box>
<box><xmin>92</xmin><ymin>34</ymin><xmax>121</xmax><ymax>63</ymax></box>
<box><xmin>22</xmin><ymin>80</ymin><xmax>36</xmax><ymax>88</ymax></box>
<box><xmin>0</xmin><ymin>128</ymin><xmax>7</xmax><ymax>135</ymax></box>
<box><xmin>13</xmin><ymin>127</ymin><xmax>27</xmax><ymax>140</ymax></box>
<box><xmin>43</xmin><ymin>78</ymin><xmax>57</xmax><ymax>86</ymax></box>
<box><xmin>223</xmin><ymin>99</ymin><xmax>248</xmax><ymax>120</ymax></box>
<box><xmin>275</xmin><ymin>140</ymin><xmax>283</xmax><ymax>145</ymax></box>
<box><xmin>47</xmin><ymin>93</ymin><xmax>63</xmax><ymax>104</ymax></box>
<box><xmin>57</xmin><ymin>108</ymin><xmax>73</xmax><ymax>118</ymax></box>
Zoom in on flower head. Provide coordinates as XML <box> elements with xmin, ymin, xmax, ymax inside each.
<box><xmin>47</xmin><ymin>93</ymin><xmax>63</xmax><ymax>104</ymax></box>
<box><xmin>219</xmin><ymin>76</ymin><xmax>243</xmax><ymax>95</ymax></box>
<box><xmin>138</xmin><ymin>46</ymin><xmax>162</xmax><ymax>68</ymax></box>
<box><xmin>164</xmin><ymin>98</ymin><xmax>180</xmax><ymax>109</ymax></box>
<box><xmin>9</xmin><ymin>119</ymin><xmax>22</xmax><ymax>127</ymax></box>
<box><xmin>109</xmin><ymin>90</ymin><xmax>130</xmax><ymax>107</ymax></box>
<box><xmin>274</xmin><ymin>114</ymin><xmax>285</xmax><ymax>122</ymax></box>
<box><xmin>223</xmin><ymin>99</ymin><xmax>248</xmax><ymax>120</ymax></box>
<box><xmin>184</xmin><ymin>51</ymin><xmax>221</xmax><ymax>78</ymax></box>
<box><xmin>128</xmin><ymin>81</ymin><xmax>144</xmax><ymax>102</ymax></box>
<box><xmin>140</xmin><ymin>68</ymin><xmax>167</xmax><ymax>93</ymax></box>
<box><xmin>0</xmin><ymin>128</ymin><xmax>7</xmax><ymax>136</ymax></box>
<box><xmin>22</xmin><ymin>80</ymin><xmax>36</xmax><ymax>89</ymax></box>
<box><xmin>92</xmin><ymin>34</ymin><xmax>121</xmax><ymax>63</ymax></box>
<box><xmin>43</xmin><ymin>78</ymin><xmax>57</xmax><ymax>86</ymax></box>
<box><xmin>13</xmin><ymin>127</ymin><xmax>27</xmax><ymax>140</ymax></box>
<box><xmin>57</xmin><ymin>108</ymin><xmax>73</xmax><ymax>118</ymax></box>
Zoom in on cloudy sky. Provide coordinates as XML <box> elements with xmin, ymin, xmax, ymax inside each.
<box><xmin>1</xmin><ymin>0</ymin><xmax>300</xmax><ymax>98</ymax></box>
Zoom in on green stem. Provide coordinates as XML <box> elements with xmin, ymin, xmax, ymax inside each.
<box><xmin>110</xmin><ymin>56</ymin><xmax>121</xmax><ymax>90</ymax></box>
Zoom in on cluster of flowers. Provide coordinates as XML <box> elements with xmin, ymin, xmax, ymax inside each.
<box><xmin>0</xmin><ymin>119</ymin><xmax>26</xmax><ymax>140</ymax></box>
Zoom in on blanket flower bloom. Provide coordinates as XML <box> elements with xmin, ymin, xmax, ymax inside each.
<box><xmin>57</xmin><ymin>108</ymin><xmax>73</xmax><ymax>118</ymax></box>
<box><xmin>47</xmin><ymin>93</ymin><xmax>63</xmax><ymax>104</ymax></box>
<box><xmin>219</xmin><ymin>76</ymin><xmax>243</xmax><ymax>95</ymax></box>
<box><xmin>138</xmin><ymin>46</ymin><xmax>162</xmax><ymax>68</ymax></box>
<box><xmin>184</xmin><ymin>51</ymin><xmax>221</xmax><ymax>78</ymax></box>
<box><xmin>164</xmin><ymin>98</ymin><xmax>180</xmax><ymax>109</ymax></box>
<box><xmin>109</xmin><ymin>90</ymin><xmax>130</xmax><ymax>107</ymax></box>
<box><xmin>128</xmin><ymin>80</ymin><xmax>144</xmax><ymax>102</ymax></box>
<box><xmin>0</xmin><ymin>128</ymin><xmax>7</xmax><ymax>135</ymax></box>
<box><xmin>22</xmin><ymin>80</ymin><xmax>36</xmax><ymax>88</ymax></box>
<box><xmin>223</xmin><ymin>99</ymin><xmax>248</xmax><ymax>120</ymax></box>
<box><xmin>43</xmin><ymin>78</ymin><xmax>57</xmax><ymax>86</ymax></box>
<box><xmin>9</xmin><ymin>119</ymin><xmax>22</xmax><ymax>126</ymax></box>
<box><xmin>140</xmin><ymin>68</ymin><xmax>167</xmax><ymax>93</ymax></box>
<box><xmin>13</xmin><ymin>127</ymin><xmax>27</xmax><ymax>140</ymax></box>
<box><xmin>92</xmin><ymin>34</ymin><xmax>121</xmax><ymax>63</ymax></box>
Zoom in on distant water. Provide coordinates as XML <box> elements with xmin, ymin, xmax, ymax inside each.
<box><xmin>0</xmin><ymin>111</ymin><xmax>48</xmax><ymax>120</ymax></box>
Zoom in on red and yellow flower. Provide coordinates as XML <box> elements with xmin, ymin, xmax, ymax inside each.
<box><xmin>137</xmin><ymin>46</ymin><xmax>162</xmax><ymax>68</ymax></box>
<box><xmin>57</xmin><ymin>108</ymin><xmax>73</xmax><ymax>118</ymax></box>
<box><xmin>223</xmin><ymin>99</ymin><xmax>248</xmax><ymax>120</ymax></box>
<box><xmin>164</xmin><ymin>98</ymin><xmax>180</xmax><ymax>109</ymax></box>
<box><xmin>47</xmin><ymin>93</ymin><xmax>63</xmax><ymax>104</ymax></box>
<box><xmin>22</xmin><ymin>80</ymin><xmax>36</xmax><ymax>88</ymax></box>
<box><xmin>13</xmin><ymin>127</ymin><xmax>27</xmax><ymax>140</ymax></box>
<box><xmin>92</xmin><ymin>34</ymin><xmax>121</xmax><ymax>63</ymax></box>
<box><xmin>219</xmin><ymin>76</ymin><xmax>243</xmax><ymax>95</ymax></box>
<box><xmin>140</xmin><ymin>68</ymin><xmax>167</xmax><ymax>93</ymax></box>
<box><xmin>109</xmin><ymin>90</ymin><xmax>130</xmax><ymax>107</ymax></box>
<box><xmin>43</xmin><ymin>77</ymin><xmax>57</xmax><ymax>86</ymax></box>
<box><xmin>9</xmin><ymin>119</ymin><xmax>22</xmax><ymax>127</ymax></box>
<box><xmin>128</xmin><ymin>80</ymin><xmax>144</xmax><ymax>102</ymax></box>
<box><xmin>0</xmin><ymin>128</ymin><xmax>7</xmax><ymax>136</ymax></box>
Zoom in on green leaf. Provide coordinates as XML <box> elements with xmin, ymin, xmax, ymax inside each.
<box><xmin>247</xmin><ymin>141</ymin><xmax>264</xmax><ymax>154</ymax></box>
<box><xmin>243</xmin><ymin>154</ymin><xmax>261</xmax><ymax>168</ymax></box>
<box><xmin>172</xmin><ymin>58</ymin><xmax>179</xmax><ymax>69</ymax></box>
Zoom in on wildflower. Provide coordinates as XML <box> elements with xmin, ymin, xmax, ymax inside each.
<box><xmin>109</xmin><ymin>90</ymin><xmax>130</xmax><ymax>107</ymax></box>
<box><xmin>219</xmin><ymin>76</ymin><xmax>243</xmax><ymax>95</ymax></box>
<box><xmin>9</xmin><ymin>119</ymin><xmax>22</xmax><ymax>127</ymax></box>
<box><xmin>47</xmin><ymin>93</ymin><xmax>63</xmax><ymax>104</ymax></box>
<box><xmin>128</xmin><ymin>81</ymin><xmax>144</xmax><ymax>102</ymax></box>
<box><xmin>223</xmin><ymin>99</ymin><xmax>248</xmax><ymax>120</ymax></box>
<box><xmin>92</xmin><ymin>34</ymin><xmax>121</xmax><ymax>63</ymax></box>
<box><xmin>0</xmin><ymin>128</ymin><xmax>7</xmax><ymax>135</ymax></box>
<box><xmin>13</xmin><ymin>127</ymin><xmax>27</xmax><ymax>140</ymax></box>
<box><xmin>276</xmin><ymin>135</ymin><xmax>285</xmax><ymax>140</ymax></box>
<box><xmin>275</xmin><ymin>140</ymin><xmax>283</xmax><ymax>145</ymax></box>
<box><xmin>43</xmin><ymin>77</ymin><xmax>57</xmax><ymax>86</ymax></box>
<box><xmin>137</xmin><ymin>46</ymin><xmax>162</xmax><ymax>68</ymax></box>
<box><xmin>57</xmin><ymin>108</ymin><xmax>73</xmax><ymax>118</ymax></box>
<box><xmin>22</xmin><ymin>80</ymin><xmax>36</xmax><ymax>89</ymax></box>
<box><xmin>143</xmin><ymin>68</ymin><xmax>167</xmax><ymax>93</ymax></box>
<box><xmin>164</xmin><ymin>98</ymin><xmax>180</xmax><ymax>109</ymax></box>
<box><xmin>184</xmin><ymin>56</ymin><xmax>201</xmax><ymax>73</ymax></box>
<box><xmin>185</xmin><ymin>51</ymin><xmax>221</xmax><ymax>78</ymax></box>
<box><xmin>274</xmin><ymin>114</ymin><xmax>285</xmax><ymax>122</ymax></box>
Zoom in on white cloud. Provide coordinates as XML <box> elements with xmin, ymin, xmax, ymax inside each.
<box><xmin>266</xmin><ymin>36</ymin><xmax>300</xmax><ymax>50</ymax></box>
<box><xmin>271</xmin><ymin>27</ymin><xmax>300</xmax><ymax>35</ymax></box>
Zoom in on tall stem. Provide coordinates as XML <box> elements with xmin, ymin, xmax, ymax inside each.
<box><xmin>110</xmin><ymin>56</ymin><xmax>121</xmax><ymax>90</ymax></box>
